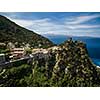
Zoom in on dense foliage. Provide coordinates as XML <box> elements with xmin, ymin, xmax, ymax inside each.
<box><xmin>0</xmin><ymin>39</ymin><xmax>100</xmax><ymax>87</ymax></box>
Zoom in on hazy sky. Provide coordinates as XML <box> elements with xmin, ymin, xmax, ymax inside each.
<box><xmin>0</xmin><ymin>12</ymin><xmax>100</xmax><ymax>37</ymax></box>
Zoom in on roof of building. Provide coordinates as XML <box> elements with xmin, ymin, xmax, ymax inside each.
<box><xmin>0</xmin><ymin>54</ymin><xmax>5</xmax><ymax>56</ymax></box>
<box><xmin>13</xmin><ymin>48</ymin><xmax>24</xmax><ymax>51</ymax></box>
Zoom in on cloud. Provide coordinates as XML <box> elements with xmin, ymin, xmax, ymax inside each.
<box><xmin>2</xmin><ymin>13</ymin><xmax>100</xmax><ymax>37</ymax></box>
<box><xmin>0</xmin><ymin>12</ymin><xmax>21</xmax><ymax>19</ymax></box>
<box><xmin>12</xmin><ymin>19</ymin><xmax>34</xmax><ymax>27</ymax></box>
<box><xmin>65</xmin><ymin>14</ymin><xmax>100</xmax><ymax>31</ymax></box>
<box><xmin>10</xmin><ymin>18</ymin><xmax>68</xmax><ymax>35</ymax></box>
<box><xmin>67</xmin><ymin>24</ymin><xmax>100</xmax><ymax>29</ymax></box>
<box><xmin>10</xmin><ymin>17</ymin><xmax>100</xmax><ymax>37</ymax></box>
<box><xmin>66</xmin><ymin>14</ymin><xmax>100</xmax><ymax>24</ymax></box>
<box><xmin>11</xmin><ymin>18</ymin><xmax>52</xmax><ymax>27</ymax></box>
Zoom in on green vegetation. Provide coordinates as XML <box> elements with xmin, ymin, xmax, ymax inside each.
<box><xmin>0</xmin><ymin>64</ymin><xmax>33</xmax><ymax>87</ymax></box>
<box><xmin>0</xmin><ymin>15</ymin><xmax>54</xmax><ymax>48</ymax></box>
<box><xmin>0</xmin><ymin>15</ymin><xmax>100</xmax><ymax>87</ymax></box>
<box><xmin>25</xmin><ymin>48</ymin><xmax>32</xmax><ymax>56</ymax></box>
<box><xmin>0</xmin><ymin>39</ymin><xmax>100</xmax><ymax>87</ymax></box>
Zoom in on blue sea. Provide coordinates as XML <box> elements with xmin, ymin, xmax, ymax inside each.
<box><xmin>44</xmin><ymin>35</ymin><xmax>100</xmax><ymax>66</ymax></box>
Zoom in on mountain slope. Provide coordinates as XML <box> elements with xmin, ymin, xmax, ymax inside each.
<box><xmin>0</xmin><ymin>15</ymin><xmax>54</xmax><ymax>48</ymax></box>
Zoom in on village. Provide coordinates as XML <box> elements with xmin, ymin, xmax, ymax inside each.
<box><xmin>0</xmin><ymin>42</ymin><xmax>60</xmax><ymax>67</ymax></box>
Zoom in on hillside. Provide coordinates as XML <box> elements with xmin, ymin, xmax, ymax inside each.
<box><xmin>0</xmin><ymin>15</ymin><xmax>54</xmax><ymax>48</ymax></box>
<box><xmin>0</xmin><ymin>39</ymin><xmax>100</xmax><ymax>87</ymax></box>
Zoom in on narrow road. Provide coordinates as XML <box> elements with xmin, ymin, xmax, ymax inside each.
<box><xmin>0</xmin><ymin>56</ymin><xmax>33</xmax><ymax>68</ymax></box>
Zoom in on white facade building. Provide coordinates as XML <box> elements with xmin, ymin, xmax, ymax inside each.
<box><xmin>0</xmin><ymin>54</ymin><xmax>5</xmax><ymax>64</ymax></box>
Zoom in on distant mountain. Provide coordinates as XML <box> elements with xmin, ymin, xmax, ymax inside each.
<box><xmin>0</xmin><ymin>15</ymin><xmax>54</xmax><ymax>48</ymax></box>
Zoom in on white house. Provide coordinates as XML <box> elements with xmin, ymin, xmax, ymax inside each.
<box><xmin>0</xmin><ymin>54</ymin><xmax>5</xmax><ymax>64</ymax></box>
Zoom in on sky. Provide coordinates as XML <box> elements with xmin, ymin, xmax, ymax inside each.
<box><xmin>0</xmin><ymin>12</ymin><xmax>100</xmax><ymax>37</ymax></box>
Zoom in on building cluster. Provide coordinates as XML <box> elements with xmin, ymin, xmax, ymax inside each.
<box><xmin>0</xmin><ymin>45</ymin><xmax>60</xmax><ymax>64</ymax></box>
<box><xmin>0</xmin><ymin>47</ymin><xmax>25</xmax><ymax>64</ymax></box>
<box><xmin>10</xmin><ymin>48</ymin><xmax>25</xmax><ymax>59</ymax></box>
<box><xmin>32</xmin><ymin>48</ymin><xmax>50</xmax><ymax>60</ymax></box>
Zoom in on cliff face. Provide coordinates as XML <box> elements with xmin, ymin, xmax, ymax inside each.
<box><xmin>0</xmin><ymin>39</ymin><xmax>99</xmax><ymax>87</ymax></box>
<box><xmin>51</xmin><ymin>39</ymin><xmax>99</xmax><ymax>86</ymax></box>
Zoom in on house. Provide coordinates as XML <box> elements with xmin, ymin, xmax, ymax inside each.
<box><xmin>10</xmin><ymin>48</ymin><xmax>25</xmax><ymax>59</ymax></box>
<box><xmin>32</xmin><ymin>48</ymin><xmax>50</xmax><ymax>60</ymax></box>
<box><xmin>0</xmin><ymin>54</ymin><xmax>5</xmax><ymax>64</ymax></box>
<box><xmin>49</xmin><ymin>46</ymin><xmax>60</xmax><ymax>50</ymax></box>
